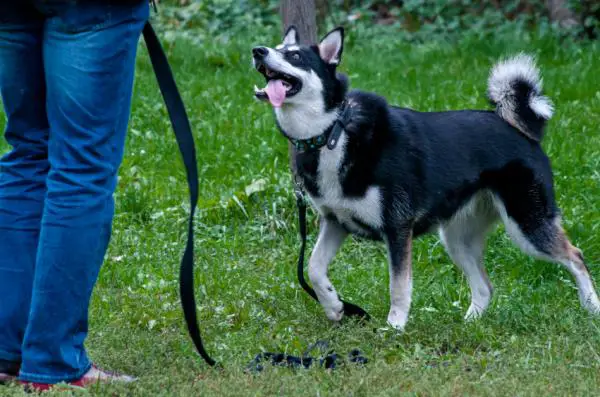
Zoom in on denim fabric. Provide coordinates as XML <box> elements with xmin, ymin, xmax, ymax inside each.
<box><xmin>0</xmin><ymin>0</ymin><xmax>149</xmax><ymax>383</ymax></box>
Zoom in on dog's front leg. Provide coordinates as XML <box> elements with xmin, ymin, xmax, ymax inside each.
<box><xmin>308</xmin><ymin>218</ymin><xmax>348</xmax><ymax>322</ymax></box>
<box><xmin>385</xmin><ymin>226</ymin><xmax>413</xmax><ymax>330</ymax></box>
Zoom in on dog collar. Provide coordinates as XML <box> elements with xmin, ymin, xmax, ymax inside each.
<box><xmin>289</xmin><ymin>100</ymin><xmax>351</xmax><ymax>152</ymax></box>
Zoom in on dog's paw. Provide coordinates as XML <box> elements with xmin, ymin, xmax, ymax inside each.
<box><xmin>464</xmin><ymin>304</ymin><xmax>485</xmax><ymax>321</ymax></box>
<box><xmin>323</xmin><ymin>299</ymin><xmax>344</xmax><ymax>322</ymax></box>
<box><xmin>583</xmin><ymin>294</ymin><xmax>600</xmax><ymax>314</ymax></box>
<box><xmin>387</xmin><ymin>308</ymin><xmax>408</xmax><ymax>331</ymax></box>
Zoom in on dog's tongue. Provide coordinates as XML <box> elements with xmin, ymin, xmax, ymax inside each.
<box><xmin>265</xmin><ymin>79</ymin><xmax>286</xmax><ymax>107</ymax></box>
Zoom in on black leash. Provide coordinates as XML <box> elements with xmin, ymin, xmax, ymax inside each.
<box><xmin>143</xmin><ymin>17</ymin><xmax>368</xmax><ymax>370</ymax></box>
<box><xmin>243</xmin><ymin>188</ymin><xmax>369</xmax><ymax>373</ymax></box>
<box><xmin>292</xmin><ymin>101</ymin><xmax>370</xmax><ymax>319</ymax></box>
<box><xmin>247</xmin><ymin>340</ymin><xmax>367</xmax><ymax>373</ymax></box>
<box><xmin>295</xmin><ymin>188</ymin><xmax>370</xmax><ymax>320</ymax></box>
<box><xmin>142</xmin><ymin>22</ymin><xmax>217</xmax><ymax>367</ymax></box>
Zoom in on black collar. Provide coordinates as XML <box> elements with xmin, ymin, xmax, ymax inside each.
<box><xmin>289</xmin><ymin>100</ymin><xmax>351</xmax><ymax>152</ymax></box>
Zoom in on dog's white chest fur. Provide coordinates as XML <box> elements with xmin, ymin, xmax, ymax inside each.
<box><xmin>307</xmin><ymin>133</ymin><xmax>383</xmax><ymax>231</ymax></box>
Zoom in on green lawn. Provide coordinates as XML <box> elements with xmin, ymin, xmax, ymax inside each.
<box><xmin>2</xmin><ymin>27</ymin><xmax>600</xmax><ymax>396</ymax></box>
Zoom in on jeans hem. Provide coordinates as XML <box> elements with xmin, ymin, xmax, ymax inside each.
<box><xmin>0</xmin><ymin>349</ymin><xmax>21</xmax><ymax>362</ymax></box>
<box><xmin>19</xmin><ymin>361</ymin><xmax>92</xmax><ymax>384</ymax></box>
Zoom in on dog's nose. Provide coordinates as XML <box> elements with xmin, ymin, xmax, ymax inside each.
<box><xmin>252</xmin><ymin>46</ymin><xmax>269</xmax><ymax>58</ymax></box>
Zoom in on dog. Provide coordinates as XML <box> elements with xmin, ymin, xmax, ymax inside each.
<box><xmin>251</xmin><ymin>26</ymin><xmax>600</xmax><ymax>330</ymax></box>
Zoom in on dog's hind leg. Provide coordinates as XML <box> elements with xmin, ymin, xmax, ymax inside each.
<box><xmin>385</xmin><ymin>226</ymin><xmax>413</xmax><ymax>330</ymax></box>
<box><xmin>308</xmin><ymin>218</ymin><xmax>348</xmax><ymax>322</ymax></box>
<box><xmin>492</xmin><ymin>174</ymin><xmax>600</xmax><ymax>314</ymax></box>
<box><xmin>497</xmin><ymin>206</ymin><xmax>600</xmax><ymax>313</ymax></box>
<box><xmin>439</xmin><ymin>193</ymin><xmax>498</xmax><ymax>320</ymax></box>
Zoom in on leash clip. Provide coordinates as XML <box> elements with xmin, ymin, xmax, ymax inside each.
<box><xmin>326</xmin><ymin>119</ymin><xmax>344</xmax><ymax>150</ymax></box>
<box><xmin>327</xmin><ymin>101</ymin><xmax>351</xmax><ymax>150</ymax></box>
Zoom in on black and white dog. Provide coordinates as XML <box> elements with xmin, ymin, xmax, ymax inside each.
<box><xmin>252</xmin><ymin>26</ymin><xmax>600</xmax><ymax>330</ymax></box>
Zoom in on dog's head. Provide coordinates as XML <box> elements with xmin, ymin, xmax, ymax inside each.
<box><xmin>252</xmin><ymin>26</ymin><xmax>347</xmax><ymax>112</ymax></box>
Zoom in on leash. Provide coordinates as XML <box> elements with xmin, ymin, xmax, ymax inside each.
<box><xmin>247</xmin><ymin>340</ymin><xmax>367</xmax><ymax>373</ymax></box>
<box><xmin>142</xmin><ymin>22</ymin><xmax>217</xmax><ymax>367</ymax></box>
<box><xmin>142</xmin><ymin>15</ymin><xmax>369</xmax><ymax>369</ymax></box>
<box><xmin>291</xmin><ymin>100</ymin><xmax>370</xmax><ymax>319</ymax></box>
<box><xmin>294</xmin><ymin>187</ymin><xmax>370</xmax><ymax>320</ymax></box>
<box><xmin>246</xmin><ymin>187</ymin><xmax>370</xmax><ymax>373</ymax></box>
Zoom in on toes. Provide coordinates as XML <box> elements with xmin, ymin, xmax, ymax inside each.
<box><xmin>387</xmin><ymin>308</ymin><xmax>408</xmax><ymax>330</ymax></box>
<box><xmin>464</xmin><ymin>309</ymin><xmax>481</xmax><ymax>321</ymax></box>
<box><xmin>583</xmin><ymin>294</ymin><xmax>600</xmax><ymax>314</ymax></box>
<box><xmin>324</xmin><ymin>300</ymin><xmax>344</xmax><ymax>322</ymax></box>
<box><xmin>464</xmin><ymin>303</ymin><xmax>486</xmax><ymax>321</ymax></box>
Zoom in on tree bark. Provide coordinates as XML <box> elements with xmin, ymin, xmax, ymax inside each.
<box><xmin>546</xmin><ymin>0</ymin><xmax>579</xmax><ymax>28</ymax></box>
<box><xmin>281</xmin><ymin>0</ymin><xmax>318</xmax><ymax>44</ymax></box>
<box><xmin>280</xmin><ymin>0</ymin><xmax>318</xmax><ymax>176</ymax></box>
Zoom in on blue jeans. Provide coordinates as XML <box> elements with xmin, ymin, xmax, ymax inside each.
<box><xmin>0</xmin><ymin>0</ymin><xmax>149</xmax><ymax>383</ymax></box>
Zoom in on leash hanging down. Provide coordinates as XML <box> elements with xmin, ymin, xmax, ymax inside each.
<box><xmin>142</xmin><ymin>19</ymin><xmax>369</xmax><ymax>369</ymax></box>
<box><xmin>291</xmin><ymin>100</ymin><xmax>370</xmax><ymax>320</ymax></box>
<box><xmin>142</xmin><ymin>22</ymin><xmax>217</xmax><ymax>367</ymax></box>
<box><xmin>295</xmin><ymin>184</ymin><xmax>370</xmax><ymax>320</ymax></box>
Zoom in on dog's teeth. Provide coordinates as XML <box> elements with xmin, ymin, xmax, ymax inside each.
<box><xmin>254</xmin><ymin>85</ymin><xmax>264</xmax><ymax>93</ymax></box>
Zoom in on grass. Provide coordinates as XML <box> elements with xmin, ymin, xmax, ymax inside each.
<box><xmin>1</xmin><ymin>25</ymin><xmax>600</xmax><ymax>396</ymax></box>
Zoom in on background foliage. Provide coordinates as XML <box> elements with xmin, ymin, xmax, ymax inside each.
<box><xmin>155</xmin><ymin>0</ymin><xmax>600</xmax><ymax>41</ymax></box>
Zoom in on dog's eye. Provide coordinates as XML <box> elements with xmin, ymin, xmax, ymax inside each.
<box><xmin>291</xmin><ymin>52</ymin><xmax>301</xmax><ymax>61</ymax></box>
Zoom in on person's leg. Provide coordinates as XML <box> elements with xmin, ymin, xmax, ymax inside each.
<box><xmin>0</xmin><ymin>3</ymin><xmax>47</xmax><ymax>370</ymax></box>
<box><xmin>18</xmin><ymin>1</ymin><xmax>149</xmax><ymax>384</ymax></box>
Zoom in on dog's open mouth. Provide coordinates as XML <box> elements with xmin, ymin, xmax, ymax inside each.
<box><xmin>254</xmin><ymin>63</ymin><xmax>301</xmax><ymax>107</ymax></box>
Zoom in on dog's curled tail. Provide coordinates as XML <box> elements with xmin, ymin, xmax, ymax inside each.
<box><xmin>487</xmin><ymin>54</ymin><xmax>553</xmax><ymax>141</ymax></box>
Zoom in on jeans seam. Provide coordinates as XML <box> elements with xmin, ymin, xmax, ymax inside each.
<box><xmin>106</xmin><ymin>5</ymin><xmax>146</xmax><ymax>175</ymax></box>
<box><xmin>19</xmin><ymin>361</ymin><xmax>91</xmax><ymax>383</ymax></box>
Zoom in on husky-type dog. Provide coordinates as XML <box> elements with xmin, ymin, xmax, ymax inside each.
<box><xmin>252</xmin><ymin>26</ymin><xmax>600</xmax><ymax>329</ymax></box>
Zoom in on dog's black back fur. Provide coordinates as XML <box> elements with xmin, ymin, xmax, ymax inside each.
<box><xmin>296</xmin><ymin>88</ymin><xmax>556</xmax><ymax>245</ymax></box>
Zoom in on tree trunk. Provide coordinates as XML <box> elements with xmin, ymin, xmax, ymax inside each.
<box><xmin>546</xmin><ymin>0</ymin><xmax>578</xmax><ymax>28</ymax></box>
<box><xmin>281</xmin><ymin>0</ymin><xmax>318</xmax><ymax>44</ymax></box>
<box><xmin>280</xmin><ymin>0</ymin><xmax>318</xmax><ymax>177</ymax></box>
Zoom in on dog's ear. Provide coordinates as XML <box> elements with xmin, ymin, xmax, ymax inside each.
<box><xmin>282</xmin><ymin>25</ymin><xmax>299</xmax><ymax>46</ymax></box>
<box><xmin>318</xmin><ymin>27</ymin><xmax>344</xmax><ymax>65</ymax></box>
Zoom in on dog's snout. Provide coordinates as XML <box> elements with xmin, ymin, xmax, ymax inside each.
<box><xmin>252</xmin><ymin>46</ymin><xmax>269</xmax><ymax>58</ymax></box>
